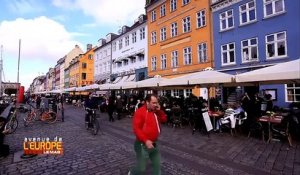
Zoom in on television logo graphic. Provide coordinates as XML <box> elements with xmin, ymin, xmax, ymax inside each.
<box><xmin>23</xmin><ymin>136</ymin><xmax>63</xmax><ymax>155</ymax></box>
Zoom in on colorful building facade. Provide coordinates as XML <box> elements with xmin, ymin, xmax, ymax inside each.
<box><xmin>145</xmin><ymin>0</ymin><xmax>214</xmax><ymax>97</ymax></box>
<box><xmin>211</xmin><ymin>0</ymin><xmax>300</xmax><ymax>107</ymax></box>
<box><xmin>78</xmin><ymin>44</ymin><xmax>95</xmax><ymax>87</ymax></box>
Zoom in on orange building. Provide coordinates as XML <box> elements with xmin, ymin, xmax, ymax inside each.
<box><xmin>146</xmin><ymin>0</ymin><xmax>214</xmax><ymax>97</ymax></box>
<box><xmin>69</xmin><ymin>56</ymin><xmax>80</xmax><ymax>88</ymax></box>
<box><xmin>78</xmin><ymin>44</ymin><xmax>95</xmax><ymax>87</ymax></box>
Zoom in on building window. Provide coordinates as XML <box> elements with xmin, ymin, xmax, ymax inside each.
<box><xmin>221</xmin><ymin>42</ymin><xmax>235</xmax><ymax>65</ymax></box>
<box><xmin>240</xmin><ymin>1</ymin><xmax>256</xmax><ymax>25</ymax></box>
<box><xmin>264</xmin><ymin>0</ymin><xmax>285</xmax><ymax>17</ymax></box>
<box><xmin>182</xmin><ymin>16</ymin><xmax>191</xmax><ymax>33</ymax></box>
<box><xmin>170</xmin><ymin>0</ymin><xmax>177</xmax><ymax>12</ymax></box>
<box><xmin>160</xmin><ymin>27</ymin><xmax>166</xmax><ymax>41</ymax></box>
<box><xmin>151</xmin><ymin>56</ymin><xmax>157</xmax><ymax>71</ymax></box>
<box><xmin>171</xmin><ymin>50</ymin><xmax>178</xmax><ymax>68</ymax></box>
<box><xmin>183</xmin><ymin>47</ymin><xmax>192</xmax><ymax>65</ymax></box>
<box><xmin>117</xmin><ymin>62</ymin><xmax>122</xmax><ymax>68</ymax></box>
<box><xmin>161</xmin><ymin>54</ymin><xmax>167</xmax><ymax>70</ymax></box>
<box><xmin>198</xmin><ymin>42</ymin><xmax>207</xmax><ymax>63</ymax></box>
<box><xmin>107</xmin><ymin>62</ymin><xmax>110</xmax><ymax>72</ymax></box>
<box><xmin>182</xmin><ymin>0</ymin><xmax>190</xmax><ymax>6</ymax></box>
<box><xmin>196</xmin><ymin>10</ymin><xmax>206</xmax><ymax>28</ymax></box>
<box><xmin>138</xmin><ymin>55</ymin><xmax>144</xmax><ymax>62</ymax></box>
<box><xmin>132</xmin><ymin>32</ymin><xmax>137</xmax><ymax>43</ymax></box>
<box><xmin>220</xmin><ymin>9</ymin><xmax>234</xmax><ymax>31</ymax></box>
<box><xmin>131</xmin><ymin>57</ymin><xmax>136</xmax><ymax>63</ymax></box>
<box><xmin>151</xmin><ymin>10</ymin><xmax>156</xmax><ymax>22</ymax></box>
<box><xmin>103</xmin><ymin>63</ymin><xmax>107</xmax><ymax>72</ymax></box>
<box><xmin>125</xmin><ymin>35</ymin><xmax>129</xmax><ymax>46</ymax></box>
<box><xmin>185</xmin><ymin>89</ymin><xmax>192</xmax><ymax>97</ymax></box>
<box><xmin>171</xmin><ymin>22</ymin><xmax>178</xmax><ymax>37</ymax></box>
<box><xmin>266</xmin><ymin>31</ymin><xmax>287</xmax><ymax>59</ymax></box>
<box><xmin>82</xmin><ymin>62</ymin><xmax>87</xmax><ymax>69</ymax></box>
<box><xmin>140</xmin><ymin>27</ymin><xmax>145</xmax><ymax>40</ymax></box>
<box><xmin>82</xmin><ymin>73</ymin><xmax>86</xmax><ymax>80</ymax></box>
<box><xmin>88</xmin><ymin>54</ymin><xmax>93</xmax><ymax>59</ymax></box>
<box><xmin>241</xmin><ymin>37</ymin><xmax>258</xmax><ymax>62</ymax></box>
<box><xmin>119</xmin><ymin>39</ymin><xmax>123</xmax><ymax>49</ymax></box>
<box><xmin>160</xmin><ymin>4</ymin><xmax>166</xmax><ymax>17</ymax></box>
<box><xmin>112</xmin><ymin>42</ymin><xmax>116</xmax><ymax>51</ymax></box>
<box><xmin>286</xmin><ymin>83</ymin><xmax>300</xmax><ymax>102</ymax></box>
<box><xmin>123</xmin><ymin>60</ymin><xmax>129</xmax><ymax>66</ymax></box>
<box><xmin>151</xmin><ymin>31</ymin><xmax>157</xmax><ymax>44</ymax></box>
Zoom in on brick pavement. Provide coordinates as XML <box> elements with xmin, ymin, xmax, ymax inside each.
<box><xmin>0</xmin><ymin>104</ymin><xmax>299</xmax><ymax>175</ymax></box>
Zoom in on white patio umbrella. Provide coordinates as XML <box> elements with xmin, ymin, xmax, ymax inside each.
<box><xmin>235</xmin><ymin>59</ymin><xmax>300</xmax><ymax>84</ymax></box>
<box><xmin>84</xmin><ymin>83</ymin><xmax>100</xmax><ymax>90</ymax></box>
<box><xmin>160</xmin><ymin>70</ymin><xmax>234</xmax><ymax>87</ymax></box>
<box><xmin>136</xmin><ymin>77</ymin><xmax>167</xmax><ymax>88</ymax></box>
<box><xmin>64</xmin><ymin>87</ymin><xmax>77</xmax><ymax>92</ymax></box>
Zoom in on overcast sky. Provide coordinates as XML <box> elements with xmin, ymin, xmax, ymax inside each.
<box><xmin>0</xmin><ymin>0</ymin><xmax>145</xmax><ymax>90</ymax></box>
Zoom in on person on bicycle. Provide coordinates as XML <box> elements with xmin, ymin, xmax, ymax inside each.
<box><xmin>84</xmin><ymin>93</ymin><xmax>98</xmax><ymax>126</ymax></box>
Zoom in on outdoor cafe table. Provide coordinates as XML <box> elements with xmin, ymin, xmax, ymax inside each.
<box><xmin>208</xmin><ymin>111</ymin><xmax>224</xmax><ymax>131</ymax></box>
<box><xmin>258</xmin><ymin>115</ymin><xmax>283</xmax><ymax>143</ymax></box>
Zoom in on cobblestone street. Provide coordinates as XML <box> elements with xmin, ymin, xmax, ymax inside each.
<box><xmin>0</xmin><ymin>104</ymin><xmax>299</xmax><ymax>175</ymax></box>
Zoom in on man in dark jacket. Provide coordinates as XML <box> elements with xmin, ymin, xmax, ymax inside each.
<box><xmin>129</xmin><ymin>94</ymin><xmax>167</xmax><ymax>175</ymax></box>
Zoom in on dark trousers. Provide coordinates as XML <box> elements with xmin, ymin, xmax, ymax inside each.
<box><xmin>108</xmin><ymin>111</ymin><xmax>114</xmax><ymax>122</ymax></box>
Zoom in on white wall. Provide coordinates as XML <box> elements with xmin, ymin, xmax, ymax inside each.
<box><xmin>112</xmin><ymin>23</ymin><xmax>148</xmax><ymax>75</ymax></box>
<box><xmin>94</xmin><ymin>44</ymin><xmax>111</xmax><ymax>82</ymax></box>
<box><xmin>60</xmin><ymin>63</ymin><xmax>65</xmax><ymax>89</ymax></box>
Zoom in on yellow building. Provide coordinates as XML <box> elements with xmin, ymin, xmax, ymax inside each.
<box><xmin>146</xmin><ymin>0</ymin><xmax>214</xmax><ymax>97</ymax></box>
<box><xmin>78</xmin><ymin>45</ymin><xmax>95</xmax><ymax>87</ymax></box>
<box><xmin>69</xmin><ymin>56</ymin><xmax>80</xmax><ymax>88</ymax></box>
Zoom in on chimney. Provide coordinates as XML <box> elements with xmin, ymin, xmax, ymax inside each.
<box><xmin>87</xmin><ymin>44</ymin><xmax>92</xmax><ymax>51</ymax></box>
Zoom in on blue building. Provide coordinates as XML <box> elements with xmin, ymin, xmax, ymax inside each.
<box><xmin>211</xmin><ymin>0</ymin><xmax>300</xmax><ymax>107</ymax></box>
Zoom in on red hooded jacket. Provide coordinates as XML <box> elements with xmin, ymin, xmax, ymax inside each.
<box><xmin>133</xmin><ymin>104</ymin><xmax>167</xmax><ymax>143</ymax></box>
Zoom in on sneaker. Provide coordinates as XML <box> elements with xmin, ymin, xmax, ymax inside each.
<box><xmin>128</xmin><ymin>171</ymin><xmax>131</xmax><ymax>175</ymax></box>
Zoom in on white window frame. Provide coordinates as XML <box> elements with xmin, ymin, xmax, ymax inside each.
<box><xmin>112</xmin><ymin>42</ymin><xmax>116</xmax><ymax>51</ymax></box>
<box><xmin>220</xmin><ymin>9</ymin><xmax>234</xmax><ymax>31</ymax></box>
<box><xmin>198</xmin><ymin>42</ymin><xmax>207</xmax><ymax>63</ymax></box>
<box><xmin>170</xmin><ymin>0</ymin><xmax>177</xmax><ymax>12</ymax></box>
<box><xmin>160</xmin><ymin>4</ymin><xmax>166</xmax><ymax>17</ymax></box>
<box><xmin>264</xmin><ymin>0</ymin><xmax>285</xmax><ymax>18</ymax></box>
<box><xmin>221</xmin><ymin>42</ymin><xmax>236</xmax><ymax>65</ymax></box>
<box><xmin>160</xmin><ymin>27</ymin><xmax>167</xmax><ymax>41</ymax></box>
<box><xmin>185</xmin><ymin>89</ymin><xmax>192</xmax><ymax>97</ymax></box>
<box><xmin>239</xmin><ymin>0</ymin><xmax>256</xmax><ymax>25</ymax></box>
<box><xmin>285</xmin><ymin>84</ymin><xmax>300</xmax><ymax>102</ymax></box>
<box><xmin>171</xmin><ymin>50</ymin><xmax>178</xmax><ymax>68</ymax></box>
<box><xmin>125</xmin><ymin>35</ymin><xmax>129</xmax><ymax>46</ymax></box>
<box><xmin>182</xmin><ymin>16</ymin><xmax>191</xmax><ymax>33</ymax></box>
<box><xmin>132</xmin><ymin>32</ymin><xmax>137</xmax><ymax>43</ymax></box>
<box><xmin>151</xmin><ymin>31</ymin><xmax>157</xmax><ymax>45</ymax></box>
<box><xmin>182</xmin><ymin>0</ymin><xmax>190</xmax><ymax>6</ymax></box>
<box><xmin>241</xmin><ymin>37</ymin><xmax>259</xmax><ymax>63</ymax></box>
<box><xmin>160</xmin><ymin>54</ymin><xmax>167</xmax><ymax>70</ymax></box>
<box><xmin>183</xmin><ymin>47</ymin><xmax>192</xmax><ymax>65</ymax></box>
<box><xmin>171</xmin><ymin>22</ymin><xmax>178</xmax><ymax>37</ymax></box>
<box><xmin>265</xmin><ymin>31</ymin><xmax>287</xmax><ymax>59</ymax></box>
<box><xmin>140</xmin><ymin>27</ymin><xmax>145</xmax><ymax>40</ymax></box>
<box><xmin>119</xmin><ymin>39</ymin><xmax>123</xmax><ymax>49</ymax></box>
<box><xmin>151</xmin><ymin>10</ymin><xmax>156</xmax><ymax>22</ymax></box>
<box><xmin>196</xmin><ymin>9</ymin><xmax>206</xmax><ymax>28</ymax></box>
<box><xmin>151</xmin><ymin>56</ymin><xmax>157</xmax><ymax>71</ymax></box>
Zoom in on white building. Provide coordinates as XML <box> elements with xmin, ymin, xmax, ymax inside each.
<box><xmin>94</xmin><ymin>33</ymin><xmax>118</xmax><ymax>84</ymax></box>
<box><xmin>111</xmin><ymin>15</ymin><xmax>148</xmax><ymax>83</ymax></box>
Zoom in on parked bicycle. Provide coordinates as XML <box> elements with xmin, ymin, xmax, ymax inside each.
<box><xmin>4</xmin><ymin>106</ymin><xmax>19</xmax><ymax>134</ymax></box>
<box><xmin>24</xmin><ymin>103</ymin><xmax>57</xmax><ymax>126</ymax></box>
<box><xmin>85</xmin><ymin>107</ymin><xmax>100</xmax><ymax>135</ymax></box>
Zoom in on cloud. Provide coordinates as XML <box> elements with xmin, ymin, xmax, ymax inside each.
<box><xmin>52</xmin><ymin>0</ymin><xmax>145</xmax><ymax>27</ymax></box>
<box><xmin>7</xmin><ymin>0</ymin><xmax>45</xmax><ymax>14</ymax></box>
<box><xmin>0</xmin><ymin>16</ymin><xmax>83</xmax><ymax>89</ymax></box>
<box><xmin>0</xmin><ymin>16</ymin><xmax>82</xmax><ymax>61</ymax></box>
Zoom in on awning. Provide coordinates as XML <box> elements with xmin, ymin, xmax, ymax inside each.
<box><xmin>160</xmin><ymin>70</ymin><xmax>234</xmax><ymax>87</ymax></box>
<box><xmin>235</xmin><ymin>59</ymin><xmax>300</xmax><ymax>84</ymax></box>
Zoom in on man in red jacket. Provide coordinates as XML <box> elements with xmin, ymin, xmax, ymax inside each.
<box><xmin>129</xmin><ymin>94</ymin><xmax>167</xmax><ymax>175</ymax></box>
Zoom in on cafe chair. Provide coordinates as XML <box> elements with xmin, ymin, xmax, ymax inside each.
<box><xmin>271</xmin><ymin>117</ymin><xmax>293</xmax><ymax>147</ymax></box>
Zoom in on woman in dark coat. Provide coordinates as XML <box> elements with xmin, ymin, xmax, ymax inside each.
<box><xmin>107</xmin><ymin>96</ymin><xmax>115</xmax><ymax>122</ymax></box>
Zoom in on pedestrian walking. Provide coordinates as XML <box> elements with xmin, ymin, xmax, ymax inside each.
<box><xmin>128</xmin><ymin>94</ymin><xmax>167</xmax><ymax>175</ymax></box>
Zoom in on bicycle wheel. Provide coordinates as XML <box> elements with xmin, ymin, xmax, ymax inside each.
<box><xmin>24</xmin><ymin>112</ymin><xmax>36</xmax><ymax>127</ymax></box>
<box><xmin>8</xmin><ymin>118</ymin><xmax>18</xmax><ymax>134</ymax></box>
<box><xmin>92</xmin><ymin>119</ymin><xmax>99</xmax><ymax>135</ymax></box>
<box><xmin>46</xmin><ymin>112</ymin><xmax>57</xmax><ymax>124</ymax></box>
